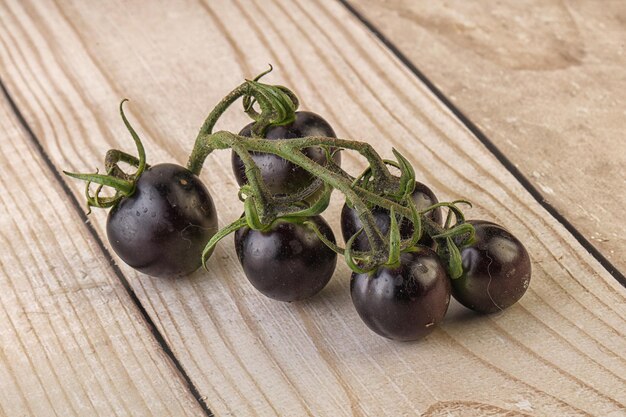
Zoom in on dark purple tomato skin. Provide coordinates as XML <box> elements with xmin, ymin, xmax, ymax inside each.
<box><xmin>106</xmin><ymin>163</ymin><xmax>218</xmax><ymax>278</ymax></box>
<box><xmin>234</xmin><ymin>215</ymin><xmax>337</xmax><ymax>302</ymax></box>
<box><xmin>351</xmin><ymin>247</ymin><xmax>451</xmax><ymax>341</ymax></box>
<box><xmin>340</xmin><ymin>182</ymin><xmax>443</xmax><ymax>250</ymax></box>
<box><xmin>451</xmin><ymin>220</ymin><xmax>531</xmax><ymax>314</ymax></box>
<box><xmin>231</xmin><ymin>111</ymin><xmax>341</xmax><ymax>196</ymax></box>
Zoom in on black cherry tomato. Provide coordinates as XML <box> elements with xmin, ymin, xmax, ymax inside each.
<box><xmin>231</xmin><ymin>111</ymin><xmax>341</xmax><ymax>196</ymax></box>
<box><xmin>341</xmin><ymin>181</ymin><xmax>443</xmax><ymax>250</ymax></box>
<box><xmin>451</xmin><ymin>220</ymin><xmax>531</xmax><ymax>313</ymax></box>
<box><xmin>351</xmin><ymin>246</ymin><xmax>450</xmax><ymax>341</ymax></box>
<box><xmin>234</xmin><ymin>215</ymin><xmax>337</xmax><ymax>302</ymax></box>
<box><xmin>106</xmin><ymin>163</ymin><xmax>218</xmax><ymax>278</ymax></box>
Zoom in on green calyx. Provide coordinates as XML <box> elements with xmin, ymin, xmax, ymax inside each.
<box><xmin>187</xmin><ymin>66</ymin><xmax>299</xmax><ymax>176</ymax></box>
<box><xmin>63</xmin><ymin>99</ymin><xmax>148</xmax><ymax>212</ymax></box>
<box><xmin>242</xmin><ymin>65</ymin><xmax>299</xmax><ymax>133</ymax></box>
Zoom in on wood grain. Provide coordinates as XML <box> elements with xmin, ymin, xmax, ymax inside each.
<box><xmin>0</xmin><ymin>0</ymin><xmax>624</xmax><ymax>416</ymax></box>
<box><xmin>0</xmin><ymin>95</ymin><xmax>205</xmax><ymax>416</ymax></box>
<box><xmin>347</xmin><ymin>0</ymin><xmax>626</xmax><ymax>271</ymax></box>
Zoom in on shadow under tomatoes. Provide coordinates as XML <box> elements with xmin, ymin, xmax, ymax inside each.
<box><xmin>106</xmin><ymin>163</ymin><xmax>218</xmax><ymax>278</ymax></box>
<box><xmin>234</xmin><ymin>215</ymin><xmax>337</xmax><ymax>302</ymax></box>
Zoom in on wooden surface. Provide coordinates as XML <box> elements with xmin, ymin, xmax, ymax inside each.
<box><xmin>0</xmin><ymin>94</ymin><xmax>203</xmax><ymax>416</ymax></box>
<box><xmin>348</xmin><ymin>0</ymin><xmax>626</xmax><ymax>271</ymax></box>
<box><xmin>0</xmin><ymin>0</ymin><xmax>624</xmax><ymax>416</ymax></box>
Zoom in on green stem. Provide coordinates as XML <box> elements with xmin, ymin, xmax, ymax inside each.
<box><xmin>201</xmin><ymin>131</ymin><xmax>446</xmax><ymax>236</ymax></box>
<box><xmin>187</xmin><ymin>76</ymin><xmax>298</xmax><ymax>176</ymax></box>
<box><xmin>281</xmin><ymin>136</ymin><xmax>394</xmax><ymax>190</ymax></box>
<box><xmin>204</xmin><ymin>131</ymin><xmax>389</xmax><ymax>261</ymax></box>
<box><xmin>230</xmin><ymin>141</ymin><xmax>273</xmax><ymax>225</ymax></box>
<box><xmin>287</xmin><ymin>149</ymin><xmax>387</xmax><ymax>261</ymax></box>
<box><xmin>187</xmin><ymin>83</ymin><xmax>250</xmax><ymax>175</ymax></box>
<box><xmin>197</xmin><ymin>131</ymin><xmax>452</xmax><ymax>266</ymax></box>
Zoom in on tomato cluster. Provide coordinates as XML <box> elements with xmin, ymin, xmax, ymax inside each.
<box><xmin>65</xmin><ymin>76</ymin><xmax>531</xmax><ymax>342</ymax></box>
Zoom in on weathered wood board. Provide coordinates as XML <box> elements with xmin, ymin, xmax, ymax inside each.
<box><xmin>0</xmin><ymin>94</ymin><xmax>204</xmax><ymax>416</ymax></box>
<box><xmin>0</xmin><ymin>0</ymin><xmax>624</xmax><ymax>416</ymax></box>
<box><xmin>349</xmin><ymin>0</ymin><xmax>626</xmax><ymax>271</ymax></box>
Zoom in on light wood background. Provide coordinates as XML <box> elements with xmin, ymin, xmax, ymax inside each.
<box><xmin>349</xmin><ymin>0</ymin><xmax>626</xmax><ymax>271</ymax></box>
<box><xmin>0</xmin><ymin>1</ymin><xmax>624</xmax><ymax>416</ymax></box>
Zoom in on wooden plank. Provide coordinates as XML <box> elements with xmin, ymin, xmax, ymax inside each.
<box><xmin>0</xmin><ymin>95</ymin><xmax>205</xmax><ymax>415</ymax></box>
<box><xmin>0</xmin><ymin>0</ymin><xmax>625</xmax><ymax>415</ymax></box>
<box><xmin>346</xmin><ymin>0</ymin><xmax>626</xmax><ymax>272</ymax></box>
